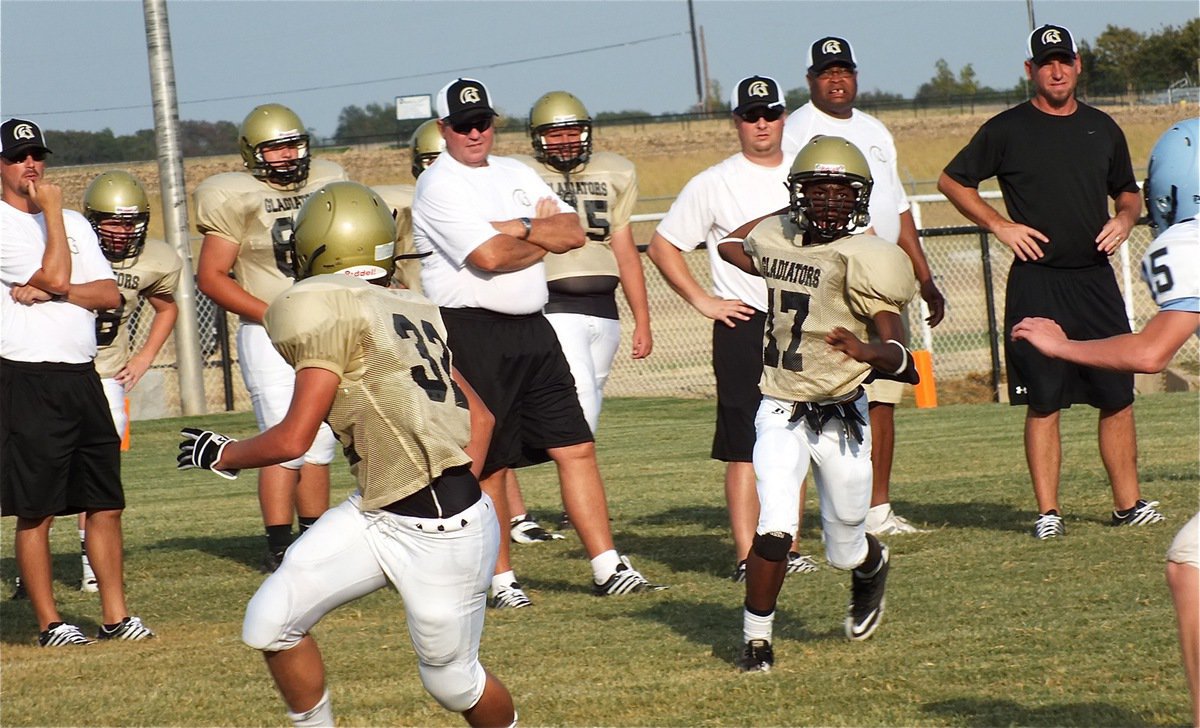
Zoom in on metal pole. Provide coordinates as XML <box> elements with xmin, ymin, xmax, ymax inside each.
<box><xmin>143</xmin><ymin>0</ymin><xmax>206</xmax><ymax>415</ymax></box>
<box><xmin>979</xmin><ymin>231</ymin><xmax>1003</xmax><ymax>402</ymax></box>
<box><xmin>686</xmin><ymin>0</ymin><xmax>703</xmax><ymax>108</ymax></box>
<box><xmin>1026</xmin><ymin>0</ymin><xmax>1037</xmax><ymax>34</ymax></box>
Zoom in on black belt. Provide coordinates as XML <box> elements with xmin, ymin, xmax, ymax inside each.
<box><xmin>381</xmin><ymin>466</ymin><xmax>481</xmax><ymax>519</ymax></box>
<box><xmin>789</xmin><ymin>387</ymin><xmax>867</xmax><ymax>444</ymax></box>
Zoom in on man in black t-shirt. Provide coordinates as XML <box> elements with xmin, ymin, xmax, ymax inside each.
<box><xmin>938</xmin><ymin>24</ymin><xmax>1164</xmax><ymax>540</ymax></box>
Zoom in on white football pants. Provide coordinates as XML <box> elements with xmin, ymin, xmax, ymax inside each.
<box><xmin>100</xmin><ymin>377</ymin><xmax>128</xmax><ymax>441</ymax></box>
<box><xmin>242</xmin><ymin>492</ymin><xmax>500</xmax><ymax>713</ymax></box>
<box><xmin>545</xmin><ymin>312</ymin><xmax>620</xmax><ymax>434</ymax></box>
<box><xmin>752</xmin><ymin>393</ymin><xmax>872</xmax><ymax>570</ymax></box>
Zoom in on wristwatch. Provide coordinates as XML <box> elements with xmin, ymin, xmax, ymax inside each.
<box><xmin>518</xmin><ymin>217</ymin><xmax>533</xmax><ymax>239</ymax></box>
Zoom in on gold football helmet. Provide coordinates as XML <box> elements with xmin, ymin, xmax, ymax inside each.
<box><xmin>787</xmin><ymin>135</ymin><xmax>873</xmax><ymax>243</ymax></box>
<box><xmin>239</xmin><ymin>103</ymin><xmax>311</xmax><ymax>188</ymax></box>
<box><xmin>82</xmin><ymin>170</ymin><xmax>151</xmax><ymax>261</ymax></box>
<box><xmin>529</xmin><ymin>90</ymin><xmax>592</xmax><ymax>172</ymax></box>
<box><xmin>410</xmin><ymin>119</ymin><xmax>445</xmax><ymax>179</ymax></box>
<box><xmin>293</xmin><ymin>182</ymin><xmax>397</xmax><ymax>282</ymax></box>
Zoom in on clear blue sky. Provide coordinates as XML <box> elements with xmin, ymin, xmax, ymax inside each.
<box><xmin>2</xmin><ymin>0</ymin><xmax>1193</xmax><ymax>139</ymax></box>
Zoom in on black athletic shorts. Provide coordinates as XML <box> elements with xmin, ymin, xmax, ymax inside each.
<box><xmin>1</xmin><ymin>359</ymin><xmax>123</xmax><ymax>519</ymax></box>
<box><xmin>711</xmin><ymin>310</ymin><xmax>766</xmax><ymax>462</ymax></box>
<box><xmin>440</xmin><ymin>307</ymin><xmax>593</xmax><ymax>476</ymax></box>
<box><xmin>1004</xmin><ymin>263</ymin><xmax>1135</xmax><ymax>413</ymax></box>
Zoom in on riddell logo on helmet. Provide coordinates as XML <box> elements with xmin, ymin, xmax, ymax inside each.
<box><xmin>747</xmin><ymin>81</ymin><xmax>771</xmax><ymax>98</ymax></box>
<box><xmin>814</xmin><ymin>163</ymin><xmax>847</xmax><ymax>174</ymax></box>
<box><xmin>336</xmin><ymin>265</ymin><xmax>388</xmax><ymax>279</ymax></box>
<box><xmin>821</xmin><ymin>39</ymin><xmax>843</xmax><ymax>55</ymax></box>
<box><xmin>460</xmin><ymin>87</ymin><xmax>482</xmax><ymax>104</ymax></box>
<box><xmin>13</xmin><ymin>124</ymin><xmax>36</xmax><ymax>140</ymax></box>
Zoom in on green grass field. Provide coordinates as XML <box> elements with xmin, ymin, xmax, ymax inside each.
<box><xmin>2</xmin><ymin>393</ymin><xmax>1196</xmax><ymax>726</ymax></box>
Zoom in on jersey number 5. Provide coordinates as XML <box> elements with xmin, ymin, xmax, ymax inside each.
<box><xmin>763</xmin><ymin>289</ymin><xmax>811</xmax><ymax>372</ymax></box>
<box><xmin>391</xmin><ymin>314</ymin><xmax>467</xmax><ymax>408</ymax></box>
<box><xmin>1142</xmin><ymin>247</ymin><xmax>1174</xmax><ymax>296</ymax></box>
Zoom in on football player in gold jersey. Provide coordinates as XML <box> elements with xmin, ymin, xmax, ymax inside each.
<box><xmin>718</xmin><ymin>136</ymin><xmax>917</xmax><ymax>671</ymax></box>
<box><xmin>195</xmin><ymin>103</ymin><xmax>347</xmax><ymax>571</ymax></box>
<box><xmin>179</xmin><ymin>182</ymin><xmax>514</xmax><ymax>727</ymax></box>
<box><xmin>505</xmin><ymin>91</ymin><xmax>652</xmax><ymax>541</ymax></box>
<box><xmin>83</xmin><ymin>170</ymin><xmax>180</xmax><ymax>593</ymax></box>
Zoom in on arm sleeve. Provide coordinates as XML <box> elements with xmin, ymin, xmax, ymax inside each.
<box><xmin>264</xmin><ymin>289</ymin><xmax>358</xmax><ymax>378</ymax></box>
<box><xmin>609</xmin><ymin>158</ymin><xmax>639</xmax><ymax>232</ymax></box>
<box><xmin>194</xmin><ymin>180</ymin><xmax>245</xmax><ymax>244</ymax></box>
<box><xmin>845</xmin><ymin>242</ymin><xmax>917</xmax><ymax>320</ymax></box>
<box><xmin>1106</xmin><ymin>122</ymin><xmax>1140</xmax><ymax>197</ymax></box>
<box><xmin>942</xmin><ymin>123</ymin><xmax>1001</xmax><ymax>189</ymax></box>
<box><xmin>412</xmin><ymin>175</ymin><xmax>504</xmax><ymax>268</ymax></box>
<box><xmin>654</xmin><ymin>172</ymin><xmax>712</xmax><ymax>252</ymax></box>
<box><xmin>147</xmin><ymin>252</ymin><xmax>183</xmax><ymax>298</ymax></box>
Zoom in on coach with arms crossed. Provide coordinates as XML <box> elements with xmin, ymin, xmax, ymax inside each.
<box><xmin>938</xmin><ymin>24</ymin><xmax>1162</xmax><ymax>539</ymax></box>
<box><xmin>413</xmin><ymin>78</ymin><xmax>664</xmax><ymax>608</ymax></box>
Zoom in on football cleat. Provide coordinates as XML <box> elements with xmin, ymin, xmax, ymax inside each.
<box><xmin>261</xmin><ymin>548</ymin><xmax>286</xmax><ymax>574</ymax></box>
<box><xmin>39</xmin><ymin>622</ymin><xmax>94</xmax><ymax>647</ymax></box>
<box><xmin>1033</xmin><ymin>511</ymin><xmax>1065</xmax><ymax>540</ymax></box>
<box><xmin>737</xmin><ymin>639</ymin><xmax>774</xmax><ymax>673</ymax></box>
<box><xmin>1111</xmin><ymin>499</ymin><xmax>1165</xmax><ymax>527</ymax></box>
<box><xmin>865</xmin><ymin>504</ymin><xmax>929</xmax><ymax>535</ymax></box>
<box><xmin>592</xmin><ymin>556</ymin><xmax>668</xmax><ymax>596</ymax></box>
<box><xmin>490</xmin><ymin>582</ymin><xmax>532</xmax><ymax>609</ymax></box>
<box><xmin>510</xmin><ymin>515</ymin><xmax>564</xmax><ymax>544</ymax></box>
<box><xmin>731</xmin><ymin>560</ymin><xmax>747</xmax><ymax>583</ymax></box>
<box><xmin>97</xmin><ymin>616</ymin><xmax>156</xmax><ymax>641</ymax></box>
<box><xmin>81</xmin><ymin>576</ymin><xmax>99</xmax><ymax>593</ymax></box>
<box><xmin>10</xmin><ymin>576</ymin><xmax>26</xmax><ymax>601</ymax></box>
<box><xmin>846</xmin><ymin>543</ymin><xmax>889</xmax><ymax>641</ymax></box>
<box><xmin>786</xmin><ymin>552</ymin><xmax>820</xmax><ymax>574</ymax></box>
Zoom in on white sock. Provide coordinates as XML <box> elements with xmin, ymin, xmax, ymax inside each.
<box><xmin>743</xmin><ymin>608</ymin><xmax>775</xmax><ymax>644</ymax></box>
<box><xmin>491</xmin><ymin>570</ymin><xmax>518</xmax><ymax>592</ymax></box>
<box><xmin>590</xmin><ymin>549</ymin><xmax>621</xmax><ymax>583</ymax></box>
<box><xmin>287</xmin><ymin>690</ymin><xmax>333</xmax><ymax>727</ymax></box>
<box><xmin>79</xmin><ymin>530</ymin><xmax>95</xmax><ymax>581</ymax></box>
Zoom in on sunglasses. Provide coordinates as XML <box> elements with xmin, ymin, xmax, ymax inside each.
<box><xmin>738</xmin><ymin>107</ymin><xmax>784</xmax><ymax>124</ymax></box>
<box><xmin>2</xmin><ymin>149</ymin><xmax>47</xmax><ymax>163</ymax></box>
<box><xmin>449</xmin><ymin>116</ymin><xmax>494</xmax><ymax>135</ymax></box>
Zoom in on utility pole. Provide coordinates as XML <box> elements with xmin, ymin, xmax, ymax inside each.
<box><xmin>700</xmin><ymin>26</ymin><xmax>711</xmax><ymax>112</ymax></box>
<box><xmin>687</xmin><ymin>0</ymin><xmax>703</xmax><ymax>109</ymax></box>
<box><xmin>1026</xmin><ymin>0</ymin><xmax>1036</xmax><ymax>34</ymax></box>
<box><xmin>143</xmin><ymin>0</ymin><xmax>206</xmax><ymax>415</ymax></box>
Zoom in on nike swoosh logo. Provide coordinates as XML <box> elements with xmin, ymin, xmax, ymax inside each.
<box><xmin>1087</xmin><ymin>130</ymin><xmax>1097</xmax><ymax>134</ymax></box>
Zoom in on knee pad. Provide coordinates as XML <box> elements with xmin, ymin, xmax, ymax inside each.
<box><xmin>418</xmin><ymin>659</ymin><xmax>487</xmax><ymax>713</ymax></box>
<box><xmin>752</xmin><ymin>531</ymin><xmax>793</xmax><ymax>562</ymax></box>
<box><xmin>242</xmin><ymin>576</ymin><xmax>299</xmax><ymax>651</ymax></box>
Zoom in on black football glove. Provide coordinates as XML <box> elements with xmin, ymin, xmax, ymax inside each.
<box><xmin>178</xmin><ymin>427</ymin><xmax>239</xmax><ymax>480</ymax></box>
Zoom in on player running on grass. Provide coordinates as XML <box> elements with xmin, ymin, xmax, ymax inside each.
<box><xmin>717</xmin><ymin>136</ymin><xmax>918</xmax><ymax>671</ymax></box>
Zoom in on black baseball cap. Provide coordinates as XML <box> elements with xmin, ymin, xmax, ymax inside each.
<box><xmin>807</xmin><ymin>36</ymin><xmax>857</xmax><ymax>74</ymax></box>
<box><xmin>1027</xmin><ymin>24</ymin><xmax>1077</xmax><ymax>66</ymax></box>
<box><xmin>435</xmin><ymin>78</ymin><xmax>498</xmax><ymax>124</ymax></box>
<box><xmin>731</xmin><ymin>75</ymin><xmax>784</xmax><ymax>116</ymax></box>
<box><xmin>1</xmin><ymin>118</ymin><xmax>52</xmax><ymax>161</ymax></box>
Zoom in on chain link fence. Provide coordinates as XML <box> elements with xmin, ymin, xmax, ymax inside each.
<box><xmin>127</xmin><ymin>218</ymin><xmax>1196</xmax><ymax>419</ymax></box>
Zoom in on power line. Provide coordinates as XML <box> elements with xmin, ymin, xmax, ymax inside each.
<box><xmin>13</xmin><ymin>32</ymin><xmax>687</xmax><ymax>118</ymax></box>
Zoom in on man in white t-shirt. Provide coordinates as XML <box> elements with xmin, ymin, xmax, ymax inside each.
<box><xmin>413</xmin><ymin>78</ymin><xmax>666</xmax><ymax>608</ymax></box>
<box><xmin>0</xmin><ymin>118</ymin><xmax>155</xmax><ymax>646</ymax></box>
<box><xmin>783</xmin><ymin>37</ymin><xmax>946</xmax><ymax>536</ymax></box>
<box><xmin>647</xmin><ymin>76</ymin><xmax>818</xmax><ymax>583</ymax></box>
